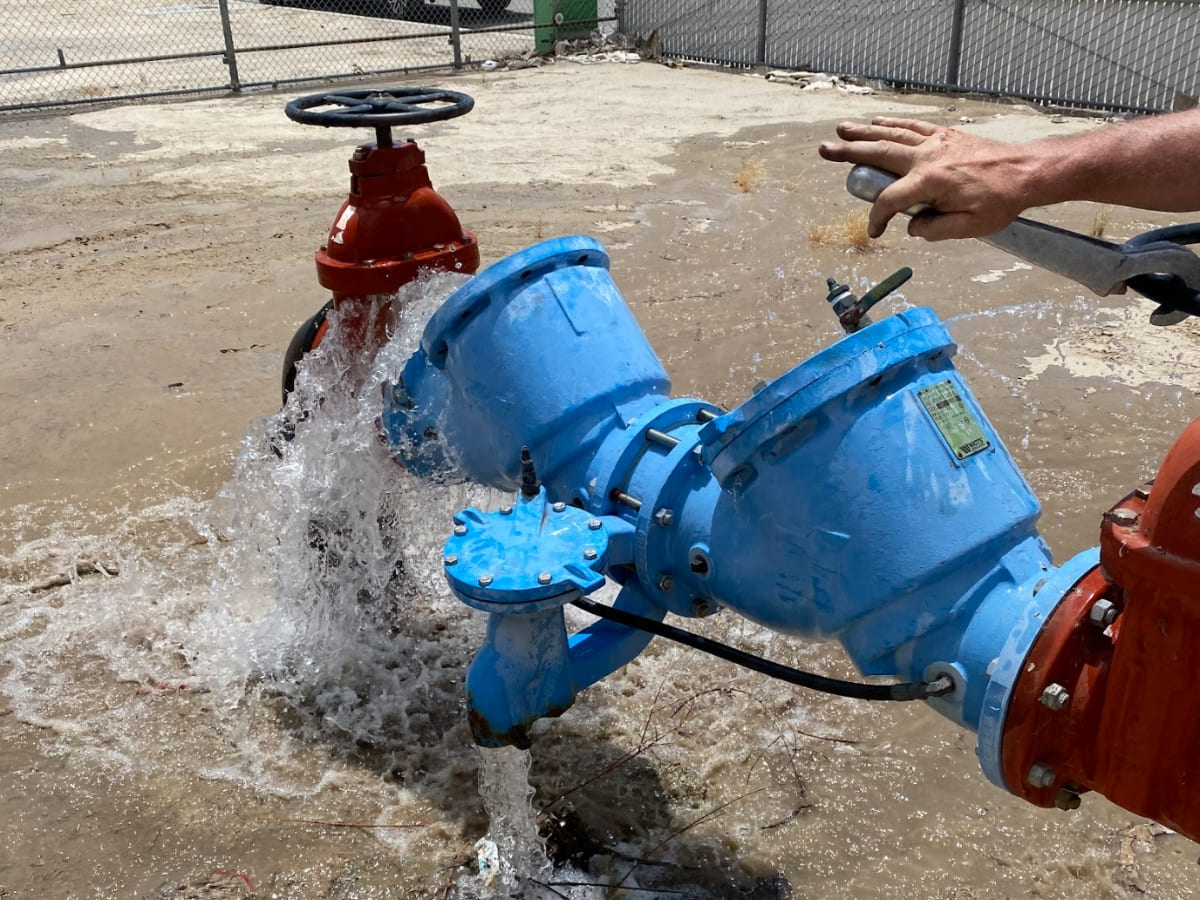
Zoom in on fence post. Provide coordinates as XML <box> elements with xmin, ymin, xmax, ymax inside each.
<box><xmin>756</xmin><ymin>0</ymin><xmax>768</xmax><ymax>66</ymax></box>
<box><xmin>217</xmin><ymin>0</ymin><xmax>241</xmax><ymax>92</ymax></box>
<box><xmin>449</xmin><ymin>0</ymin><xmax>463</xmax><ymax>69</ymax></box>
<box><xmin>946</xmin><ymin>0</ymin><xmax>966</xmax><ymax>87</ymax></box>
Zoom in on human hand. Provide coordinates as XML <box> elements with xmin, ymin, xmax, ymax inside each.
<box><xmin>818</xmin><ymin>117</ymin><xmax>1038</xmax><ymax>241</ymax></box>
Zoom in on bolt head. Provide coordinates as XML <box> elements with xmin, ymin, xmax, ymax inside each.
<box><xmin>444</xmin><ymin>554</ymin><xmax>459</xmax><ymax>567</ymax></box>
<box><xmin>552</xmin><ymin>501</ymin><xmax>566</xmax><ymax>513</ymax></box>
<box><xmin>657</xmin><ymin>574</ymin><xmax>674</xmax><ymax>592</ymax></box>
<box><xmin>499</xmin><ymin>506</ymin><xmax>513</xmax><ymax>516</ymax></box>
<box><xmin>1088</xmin><ymin>598</ymin><xmax>1119</xmax><ymax>629</ymax></box>
<box><xmin>1109</xmin><ymin>507</ymin><xmax>1139</xmax><ymax>528</ymax></box>
<box><xmin>1028</xmin><ymin>761</ymin><xmax>1056</xmax><ymax>789</ymax></box>
<box><xmin>583</xmin><ymin>547</ymin><xmax>598</xmax><ymax>560</ymax></box>
<box><xmin>453</xmin><ymin>524</ymin><xmax>467</xmax><ymax>537</ymax></box>
<box><xmin>1039</xmin><ymin>683</ymin><xmax>1070</xmax><ymax>710</ymax></box>
<box><xmin>653</xmin><ymin>508</ymin><xmax>675</xmax><ymax>527</ymax></box>
<box><xmin>478</xmin><ymin>574</ymin><xmax>494</xmax><ymax>587</ymax></box>
<box><xmin>537</xmin><ymin>572</ymin><xmax>552</xmax><ymax>585</ymax></box>
<box><xmin>587</xmin><ymin>518</ymin><xmax>602</xmax><ymax>531</ymax></box>
<box><xmin>691</xmin><ymin>598</ymin><xmax>715</xmax><ymax>617</ymax></box>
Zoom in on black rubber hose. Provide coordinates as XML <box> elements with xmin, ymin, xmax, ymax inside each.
<box><xmin>571</xmin><ymin>596</ymin><xmax>953</xmax><ymax>702</ymax></box>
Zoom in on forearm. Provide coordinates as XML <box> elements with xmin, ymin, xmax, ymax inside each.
<box><xmin>1023</xmin><ymin>109</ymin><xmax>1200</xmax><ymax>212</ymax></box>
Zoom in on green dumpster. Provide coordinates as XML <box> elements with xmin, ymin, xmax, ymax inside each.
<box><xmin>534</xmin><ymin>0</ymin><xmax>599</xmax><ymax>52</ymax></box>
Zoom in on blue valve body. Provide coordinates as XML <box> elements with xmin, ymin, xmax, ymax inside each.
<box><xmin>382</xmin><ymin>236</ymin><xmax>1088</xmax><ymax>788</ymax></box>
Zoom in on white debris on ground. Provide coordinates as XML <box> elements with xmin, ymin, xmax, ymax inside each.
<box><xmin>765</xmin><ymin>69</ymin><xmax>876</xmax><ymax>93</ymax></box>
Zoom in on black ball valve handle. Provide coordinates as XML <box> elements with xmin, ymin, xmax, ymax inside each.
<box><xmin>285</xmin><ymin>87</ymin><xmax>475</xmax><ymax>148</ymax></box>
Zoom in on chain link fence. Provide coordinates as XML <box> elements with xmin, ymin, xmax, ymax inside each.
<box><xmin>623</xmin><ymin>0</ymin><xmax>1200</xmax><ymax>113</ymax></box>
<box><xmin>7</xmin><ymin>0</ymin><xmax>1198</xmax><ymax>114</ymax></box>
<box><xmin>1</xmin><ymin>0</ymin><xmax>615</xmax><ymax>113</ymax></box>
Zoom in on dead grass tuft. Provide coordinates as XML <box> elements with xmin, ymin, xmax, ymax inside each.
<box><xmin>733</xmin><ymin>156</ymin><xmax>765</xmax><ymax>193</ymax></box>
<box><xmin>808</xmin><ymin>209</ymin><xmax>874</xmax><ymax>251</ymax></box>
<box><xmin>1090</xmin><ymin>206</ymin><xmax>1110</xmax><ymax>238</ymax></box>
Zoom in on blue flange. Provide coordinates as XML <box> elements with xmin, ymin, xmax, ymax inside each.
<box><xmin>444</xmin><ymin>489</ymin><xmax>608</xmax><ymax>613</ymax></box>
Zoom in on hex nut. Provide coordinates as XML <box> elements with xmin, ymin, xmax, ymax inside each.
<box><xmin>444</xmin><ymin>554</ymin><xmax>459</xmax><ymax>567</ymax></box>
<box><xmin>1109</xmin><ymin>507</ymin><xmax>1139</xmax><ymax>528</ymax></box>
<box><xmin>1088</xmin><ymin>598</ymin><xmax>1119</xmax><ymax>629</ymax></box>
<box><xmin>583</xmin><ymin>547</ymin><xmax>598</xmax><ymax>560</ymax></box>
<box><xmin>454</xmin><ymin>524</ymin><xmax>468</xmax><ymax>537</ymax></box>
<box><xmin>537</xmin><ymin>572</ymin><xmax>552</xmax><ymax>585</ymax></box>
<box><xmin>1028</xmin><ymin>762</ymin><xmax>1056</xmax><ymax>789</ymax></box>
<box><xmin>1039</xmin><ymin>683</ymin><xmax>1070</xmax><ymax>710</ymax></box>
<box><xmin>552</xmin><ymin>501</ymin><xmax>566</xmax><ymax>513</ymax></box>
<box><xmin>657</xmin><ymin>574</ymin><xmax>674</xmax><ymax>592</ymax></box>
<box><xmin>654</xmin><ymin>508</ymin><xmax>675</xmax><ymax>527</ymax></box>
<box><xmin>587</xmin><ymin>518</ymin><xmax>603</xmax><ymax>531</ymax></box>
<box><xmin>1054</xmin><ymin>788</ymin><xmax>1082</xmax><ymax>811</ymax></box>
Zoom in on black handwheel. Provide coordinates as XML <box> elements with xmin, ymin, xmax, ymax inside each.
<box><xmin>281</xmin><ymin>299</ymin><xmax>333</xmax><ymax>406</ymax></box>
<box><xmin>285</xmin><ymin>87</ymin><xmax>474</xmax><ymax>129</ymax></box>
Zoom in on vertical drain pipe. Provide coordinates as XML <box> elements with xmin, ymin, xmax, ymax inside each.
<box><xmin>217</xmin><ymin>0</ymin><xmax>241</xmax><ymax>93</ymax></box>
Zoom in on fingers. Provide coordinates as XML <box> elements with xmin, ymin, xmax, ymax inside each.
<box><xmin>868</xmin><ymin>117</ymin><xmax>940</xmax><ymax>136</ymax></box>
<box><xmin>867</xmin><ymin>176</ymin><xmax>935</xmax><ymax>238</ymax></box>
<box><xmin>817</xmin><ymin>138</ymin><xmax>915</xmax><ymax>174</ymax></box>
<box><xmin>908</xmin><ymin>210</ymin><xmax>974</xmax><ymax>242</ymax></box>
<box><xmin>835</xmin><ymin>120</ymin><xmax>930</xmax><ymax>147</ymax></box>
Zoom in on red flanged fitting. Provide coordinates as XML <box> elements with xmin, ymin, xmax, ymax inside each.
<box><xmin>1001</xmin><ymin>418</ymin><xmax>1200</xmax><ymax>837</ymax></box>
<box><xmin>316</xmin><ymin>140</ymin><xmax>479</xmax><ymax>298</ymax></box>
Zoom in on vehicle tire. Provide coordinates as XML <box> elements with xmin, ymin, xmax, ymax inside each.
<box><xmin>478</xmin><ymin>0</ymin><xmax>511</xmax><ymax>14</ymax></box>
<box><xmin>387</xmin><ymin>0</ymin><xmax>425</xmax><ymax>17</ymax></box>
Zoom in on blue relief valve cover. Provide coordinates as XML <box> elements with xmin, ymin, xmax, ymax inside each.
<box><xmin>443</xmin><ymin>489</ymin><xmax>610</xmax><ymax>613</ymax></box>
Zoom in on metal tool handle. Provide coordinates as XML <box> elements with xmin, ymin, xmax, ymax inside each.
<box><xmin>844</xmin><ymin>165</ymin><xmax>1200</xmax><ymax>323</ymax></box>
<box><xmin>846</xmin><ymin>165</ymin><xmax>933</xmax><ymax>216</ymax></box>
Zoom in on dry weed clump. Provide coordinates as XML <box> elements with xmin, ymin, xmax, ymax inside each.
<box><xmin>1090</xmin><ymin>206</ymin><xmax>1110</xmax><ymax>238</ymax></box>
<box><xmin>734</xmin><ymin>156</ymin><xmax>766</xmax><ymax>193</ymax></box>
<box><xmin>808</xmin><ymin>208</ymin><xmax>874</xmax><ymax>251</ymax></box>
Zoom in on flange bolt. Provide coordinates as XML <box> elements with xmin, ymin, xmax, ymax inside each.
<box><xmin>478</xmin><ymin>574</ymin><xmax>494</xmax><ymax>587</ymax></box>
<box><xmin>1039</xmin><ymin>683</ymin><xmax>1070</xmax><ymax>710</ymax></box>
<box><xmin>1028</xmin><ymin>762</ymin><xmax>1056</xmax><ymax>789</ymax></box>
<box><xmin>444</xmin><ymin>554</ymin><xmax>459</xmax><ymax>567</ymax></box>
<box><xmin>654</xmin><ymin>508</ymin><xmax>675</xmax><ymax>527</ymax></box>
<box><xmin>1054</xmin><ymin>788</ymin><xmax>1082</xmax><ymax>811</ymax></box>
<box><xmin>1109</xmin><ymin>507</ymin><xmax>1139</xmax><ymax>528</ymax></box>
<box><xmin>1088</xmin><ymin>598</ymin><xmax>1120</xmax><ymax>629</ymax></box>
<box><xmin>537</xmin><ymin>572</ymin><xmax>552</xmax><ymax>585</ymax></box>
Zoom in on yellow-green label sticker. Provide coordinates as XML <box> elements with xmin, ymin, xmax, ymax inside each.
<box><xmin>918</xmin><ymin>380</ymin><xmax>990</xmax><ymax>460</ymax></box>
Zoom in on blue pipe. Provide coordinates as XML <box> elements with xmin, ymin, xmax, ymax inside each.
<box><xmin>381</xmin><ymin>237</ymin><xmax>1087</xmax><ymax>794</ymax></box>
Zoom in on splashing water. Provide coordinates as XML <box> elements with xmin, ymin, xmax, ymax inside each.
<box><xmin>0</xmin><ymin>270</ymin><xmax>577</xmax><ymax>897</ymax></box>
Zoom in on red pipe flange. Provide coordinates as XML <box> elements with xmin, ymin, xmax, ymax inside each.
<box><xmin>1002</xmin><ymin>418</ymin><xmax>1200</xmax><ymax>837</ymax></box>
